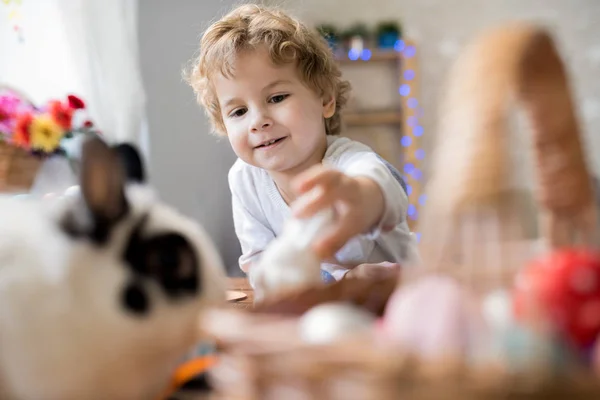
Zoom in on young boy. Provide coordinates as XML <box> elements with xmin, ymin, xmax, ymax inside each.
<box><xmin>186</xmin><ymin>4</ymin><xmax>419</xmax><ymax>282</ymax></box>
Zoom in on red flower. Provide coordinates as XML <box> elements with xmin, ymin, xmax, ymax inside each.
<box><xmin>67</xmin><ymin>95</ymin><xmax>85</xmax><ymax>110</ymax></box>
<box><xmin>12</xmin><ymin>112</ymin><xmax>33</xmax><ymax>148</ymax></box>
<box><xmin>83</xmin><ymin>120</ymin><xmax>94</xmax><ymax>128</ymax></box>
<box><xmin>48</xmin><ymin>100</ymin><xmax>73</xmax><ymax>130</ymax></box>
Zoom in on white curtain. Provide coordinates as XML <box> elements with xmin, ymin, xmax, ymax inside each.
<box><xmin>0</xmin><ymin>0</ymin><xmax>149</xmax><ymax>159</ymax></box>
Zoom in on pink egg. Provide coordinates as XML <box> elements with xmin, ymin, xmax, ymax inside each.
<box><xmin>379</xmin><ymin>275</ymin><xmax>488</xmax><ymax>360</ymax></box>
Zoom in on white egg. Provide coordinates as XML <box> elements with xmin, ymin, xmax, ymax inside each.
<box><xmin>299</xmin><ymin>302</ymin><xmax>377</xmax><ymax>344</ymax></box>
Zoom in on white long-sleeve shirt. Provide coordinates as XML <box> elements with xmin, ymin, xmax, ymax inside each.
<box><xmin>228</xmin><ymin>136</ymin><xmax>420</xmax><ymax>280</ymax></box>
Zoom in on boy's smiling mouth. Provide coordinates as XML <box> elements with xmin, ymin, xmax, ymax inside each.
<box><xmin>254</xmin><ymin>136</ymin><xmax>287</xmax><ymax>149</ymax></box>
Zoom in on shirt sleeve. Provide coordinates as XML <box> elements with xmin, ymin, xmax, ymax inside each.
<box><xmin>321</xmin><ymin>262</ymin><xmax>351</xmax><ymax>280</ymax></box>
<box><xmin>228</xmin><ymin>165</ymin><xmax>276</xmax><ymax>274</ymax></box>
<box><xmin>331</xmin><ymin>140</ymin><xmax>409</xmax><ymax>238</ymax></box>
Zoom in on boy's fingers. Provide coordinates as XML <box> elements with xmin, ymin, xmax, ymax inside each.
<box><xmin>379</xmin><ymin>262</ymin><xmax>401</xmax><ymax>270</ymax></box>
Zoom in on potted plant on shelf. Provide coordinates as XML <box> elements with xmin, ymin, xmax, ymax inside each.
<box><xmin>316</xmin><ymin>23</ymin><xmax>340</xmax><ymax>50</ymax></box>
<box><xmin>342</xmin><ymin>23</ymin><xmax>371</xmax><ymax>54</ymax></box>
<box><xmin>375</xmin><ymin>20</ymin><xmax>402</xmax><ymax>50</ymax></box>
<box><xmin>0</xmin><ymin>87</ymin><xmax>100</xmax><ymax>191</ymax></box>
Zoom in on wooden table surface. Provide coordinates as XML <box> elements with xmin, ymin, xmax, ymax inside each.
<box><xmin>227</xmin><ymin>277</ymin><xmax>254</xmax><ymax>309</ymax></box>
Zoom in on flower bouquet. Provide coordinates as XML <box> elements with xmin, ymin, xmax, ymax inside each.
<box><xmin>0</xmin><ymin>87</ymin><xmax>99</xmax><ymax>192</ymax></box>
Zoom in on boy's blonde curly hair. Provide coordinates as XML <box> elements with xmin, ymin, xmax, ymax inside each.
<box><xmin>184</xmin><ymin>4</ymin><xmax>351</xmax><ymax>136</ymax></box>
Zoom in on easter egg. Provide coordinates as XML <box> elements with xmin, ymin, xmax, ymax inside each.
<box><xmin>379</xmin><ymin>275</ymin><xmax>487</xmax><ymax>360</ymax></box>
<box><xmin>298</xmin><ymin>302</ymin><xmax>376</xmax><ymax>344</ymax></box>
<box><xmin>513</xmin><ymin>248</ymin><xmax>600</xmax><ymax>349</ymax></box>
<box><xmin>482</xmin><ymin>289</ymin><xmax>514</xmax><ymax>332</ymax></box>
<box><xmin>499</xmin><ymin>323</ymin><xmax>576</xmax><ymax>373</ymax></box>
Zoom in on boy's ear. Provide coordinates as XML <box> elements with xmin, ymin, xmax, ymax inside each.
<box><xmin>323</xmin><ymin>94</ymin><xmax>336</xmax><ymax>119</ymax></box>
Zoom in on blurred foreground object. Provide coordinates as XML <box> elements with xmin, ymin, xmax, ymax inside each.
<box><xmin>0</xmin><ymin>137</ymin><xmax>226</xmax><ymax>400</ymax></box>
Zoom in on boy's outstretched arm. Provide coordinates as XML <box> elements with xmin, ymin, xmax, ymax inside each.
<box><xmin>291</xmin><ymin>142</ymin><xmax>408</xmax><ymax>259</ymax></box>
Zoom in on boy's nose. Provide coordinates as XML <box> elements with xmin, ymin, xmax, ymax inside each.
<box><xmin>250</xmin><ymin>112</ymin><xmax>273</xmax><ymax>132</ymax></box>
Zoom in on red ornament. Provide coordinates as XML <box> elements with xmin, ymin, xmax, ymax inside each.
<box><xmin>514</xmin><ymin>248</ymin><xmax>600</xmax><ymax>349</ymax></box>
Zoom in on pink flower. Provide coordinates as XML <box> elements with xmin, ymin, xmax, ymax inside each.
<box><xmin>0</xmin><ymin>93</ymin><xmax>21</xmax><ymax>135</ymax></box>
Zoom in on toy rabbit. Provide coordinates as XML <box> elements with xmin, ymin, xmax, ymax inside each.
<box><xmin>0</xmin><ymin>137</ymin><xmax>226</xmax><ymax>400</ymax></box>
<box><xmin>249</xmin><ymin>206</ymin><xmax>335</xmax><ymax>302</ymax></box>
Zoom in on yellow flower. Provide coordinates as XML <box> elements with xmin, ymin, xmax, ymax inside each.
<box><xmin>30</xmin><ymin>114</ymin><xmax>65</xmax><ymax>153</ymax></box>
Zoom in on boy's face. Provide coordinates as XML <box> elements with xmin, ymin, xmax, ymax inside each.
<box><xmin>213</xmin><ymin>48</ymin><xmax>335</xmax><ymax>176</ymax></box>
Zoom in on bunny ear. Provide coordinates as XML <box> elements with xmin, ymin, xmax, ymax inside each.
<box><xmin>80</xmin><ymin>137</ymin><xmax>129</xmax><ymax>229</ymax></box>
<box><xmin>113</xmin><ymin>143</ymin><xmax>146</xmax><ymax>184</ymax></box>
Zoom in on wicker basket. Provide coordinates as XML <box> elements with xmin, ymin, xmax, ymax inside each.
<box><xmin>0</xmin><ymin>141</ymin><xmax>43</xmax><ymax>192</ymax></box>
<box><xmin>0</xmin><ymin>86</ymin><xmax>43</xmax><ymax>193</ymax></box>
<box><xmin>200</xmin><ymin>23</ymin><xmax>600</xmax><ymax>399</ymax></box>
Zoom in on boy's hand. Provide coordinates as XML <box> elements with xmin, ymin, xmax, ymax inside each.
<box><xmin>345</xmin><ymin>262</ymin><xmax>401</xmax><ymax>280</ymax></box>
<box><xmin>291</xmin><ymin>165</ymin><xmax>385</xmax><ymax>259</ymax></box>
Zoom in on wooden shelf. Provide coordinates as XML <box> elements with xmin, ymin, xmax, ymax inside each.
<box><xmin>343</xmin><ymin>110</ymin><xmax>403</xmax><ymax>126</ymax></box>
<box><xmin>334</xmin><ymin>49</ymin><xmax>401</xmax><ymax>64</ymax></box>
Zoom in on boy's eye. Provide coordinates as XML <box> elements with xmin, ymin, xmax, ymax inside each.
<box><xmin>269</xmin><ymin>94</ymin><xmax>289</xmax><ymax>104</ymax></box>
<box><xmin>229</xmin><ymin>108</ymin><xmax>247</xmax><ymax>118</ymax></box>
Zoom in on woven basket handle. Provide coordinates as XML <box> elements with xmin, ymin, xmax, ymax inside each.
<box><xmin>424</xmin><ymin>24</ymin><xmax>596</xmax><ymax>251</ymax></box>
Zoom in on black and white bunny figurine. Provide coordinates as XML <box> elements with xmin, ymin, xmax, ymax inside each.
<box><xmin>0</xmin><ymin>137</ymin><xmax>226</xmax><ymax>400</ymax></box>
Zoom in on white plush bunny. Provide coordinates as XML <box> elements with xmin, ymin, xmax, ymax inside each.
<box><xmin>0</xmin><ymin>137</ymin><xmax>226</xmax><ymax>400</ymax></box>
<box><xmin>250</xmin><ymin>207</ymin><xmax>335</xmax><ymax>302</ymax></box>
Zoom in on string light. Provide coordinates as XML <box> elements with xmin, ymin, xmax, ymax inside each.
<box><xmin>412</xmin><ymin>168</ymin><xmax>422</xmax><ymax>180</ymax></box>
<box><xmin>338</xmin><ymin>36</ymin><xmax>425</xmax><ymax>227</ymax></box>
<box><xmin>399</xmin><ymin>84</ymin><xmax>411</xmax><ymax>96</ymax></box>
<box><xmin>348</xmin><ymin>48</ymin><xmax>360</xmax><ymax>61</ymax></box>
<box><xmin>404</xmin><ymin>45</ymin><xmax>416</xmax><ymax>58</ymax></box>
<box><xmin>394</xmin><ymin>39</ymin><xmax>405</xmax><ymax>52</ymax></box>
<box><xmin>407</xmin><ymin>204</ymin><xmax>417</xmax><ymax>218</ymax></box>
<box><xmin>395</xmin><ymin>41</ymin><xmax>424</xmax><ymax>229</ymax></box>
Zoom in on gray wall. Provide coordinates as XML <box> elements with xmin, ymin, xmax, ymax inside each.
<box><xmin>138</xmin><ymin>0</ymin><xmax>243</xmax><ymax>276</ymax></box>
